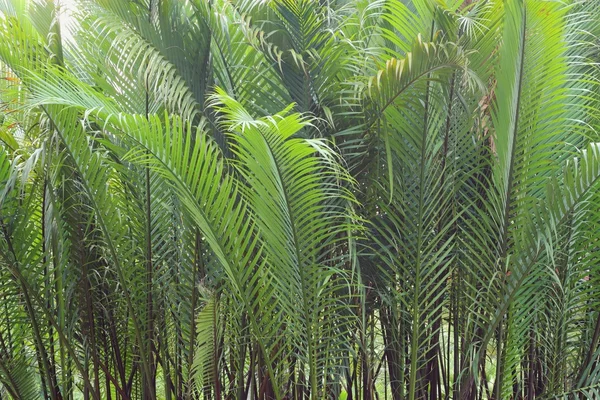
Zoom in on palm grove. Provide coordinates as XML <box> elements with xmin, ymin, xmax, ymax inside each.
<box><xmin>0</xmin><ymin>0</ymin><xmax>599</xmax><ymax>399</ymax></box>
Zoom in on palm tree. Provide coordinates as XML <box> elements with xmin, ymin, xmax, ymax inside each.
<box><xmin>0</xmin><ymin>0</ymin><xmax>599</xmax><ymax>399</ymax></box>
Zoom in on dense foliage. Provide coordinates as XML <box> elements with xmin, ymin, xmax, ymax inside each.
<box><xmin>0</xmin><ymin>0</ymin><xmax>599</xmax><ymax>399</ymax></box>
